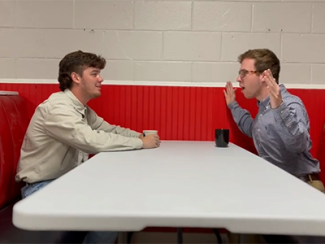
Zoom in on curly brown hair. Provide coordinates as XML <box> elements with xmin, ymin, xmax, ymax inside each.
<box><xmin>238</xmin><ymin>49</ymin><xmax>280</xmax><ymax>84</ymax></box>
<box><xmin>58</xmin><ymin>50</ymin><xmax>106</xmax><ymax>91</ymax></box>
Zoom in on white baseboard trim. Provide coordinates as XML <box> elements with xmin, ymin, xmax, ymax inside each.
<box><xmin>0</xmin><ymin>79</ymin><xmax>325</xmax><ymax>89</ymax></box>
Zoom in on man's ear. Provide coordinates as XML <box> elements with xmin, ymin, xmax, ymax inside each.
<box><xmin>259</xmin><ymin>71</ymin><xmax>266</xmax><ymax>84</ymax></box>
<box><xmin>71</xmin><ymin>72</ymin><xmax>81</xmax><ymax>84</ymax></box>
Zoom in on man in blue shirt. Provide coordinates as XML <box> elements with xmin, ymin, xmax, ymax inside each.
<box><xmin>224</xmin><ymin>48</ymin><xmax>324</xmax><ymax>243</ymax></box>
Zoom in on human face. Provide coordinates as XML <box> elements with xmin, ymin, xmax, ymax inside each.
<box><xmin>237</xmin><ymin>58</ymin><xmax>263</xmax><ymax>99</ymax></box>
<box><xmin>79</xmin><ymin>67</ymin><xmax>103</xmax><ymax>100</ymax></box>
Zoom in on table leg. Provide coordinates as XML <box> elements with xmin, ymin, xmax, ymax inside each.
<box><xmin>118</xmin><ymin>232</ymin><xmax>127</xmax><ymax>244</ymax></box>
<box><xmin>212</xmin><ymin>228</ymin><xmax>223</xmax><ymax>243</ymax></box>
<box><xmin>177</xmin><ymin>228</ymin><xmax>183</xmax><ymax>244</ymax></box>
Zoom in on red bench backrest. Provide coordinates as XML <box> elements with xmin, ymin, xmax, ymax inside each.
<box><xmin>0</xmin><ymin>92</ymin><xmax>29</xmax><ymax>209</ymax></box>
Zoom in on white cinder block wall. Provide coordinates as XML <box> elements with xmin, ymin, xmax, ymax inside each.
<box><xmin>0</xmin><ymin>0</ymin><xmax>325</xmax><ymax>88</ymax></box>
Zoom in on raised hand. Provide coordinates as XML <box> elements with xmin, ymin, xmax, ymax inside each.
<box><xmin>224</xmin><ymin>81</ymin><xmax>237</xmax><ymax>105</ymax></box>
<box><xmin>262</xmin><ymin>69</ymin><xmax>282</xmax><ymax>109</ymax></box>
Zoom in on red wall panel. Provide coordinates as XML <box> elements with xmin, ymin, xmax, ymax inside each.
<box><xmin>1</xmin><ymin>83</ymin><xmax>325</xmax><ymax>181</ymax></box>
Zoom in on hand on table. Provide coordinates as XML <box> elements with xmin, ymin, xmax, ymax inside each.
<box><xmin>141</xmin><ymin>134</ymin><xmax>160</xmax><ymax>149</ymax></box>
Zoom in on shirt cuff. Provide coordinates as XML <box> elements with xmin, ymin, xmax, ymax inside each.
<box><xmin>227</xmin><ymin>101</ymin><xmax>238</xmax><ymax>110</ymax></box>
<box><xmin>134</xmin><ymin>138</ymin><xmax>143</xmax><ymax>149</ymax></box>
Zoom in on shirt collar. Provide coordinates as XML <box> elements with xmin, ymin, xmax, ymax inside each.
<box><xmin>64</xmin><ymin>89</ymin><xmax>87</xmax><ymax>115</ymax></box>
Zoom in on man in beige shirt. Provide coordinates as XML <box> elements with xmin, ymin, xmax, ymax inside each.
<box><xmin>15</xmin><ymin>50</ymin><xmax>160</xmax><ymax>244</ymax></box>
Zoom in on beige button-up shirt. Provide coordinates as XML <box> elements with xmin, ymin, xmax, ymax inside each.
<box><xmin>16</xmin><ymin>89</ymin><xmax>143</xmax><ymax>183</ymax></box>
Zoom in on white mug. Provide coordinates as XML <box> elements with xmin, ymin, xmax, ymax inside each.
<box><xmin>143</xmin><ymin>130</ymin><xmax>158</xmax><ymax>136</ymax></box>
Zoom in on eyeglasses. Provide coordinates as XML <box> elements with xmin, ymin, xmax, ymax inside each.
<box><xmin>238</xmin><ymin>69</ymin><xmax>258</xmax><ymax>78</ymax></box>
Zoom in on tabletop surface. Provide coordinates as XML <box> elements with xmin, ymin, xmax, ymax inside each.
<box><xmin>13</xmin><ymin>141</ymin><xmax>325</xmax><ymax>236</ymax></box>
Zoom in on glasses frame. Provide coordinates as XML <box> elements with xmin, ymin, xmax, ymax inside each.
<box><xmin>238</xmin><ymin>69</ymin><xmax>259</xmax><ymax>78</ymax></box>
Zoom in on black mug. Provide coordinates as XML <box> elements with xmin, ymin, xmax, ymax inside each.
<box><xmin>215</xmin><ymin>129</ymin><xmax>229</xmax><ymax>147</ymax></box>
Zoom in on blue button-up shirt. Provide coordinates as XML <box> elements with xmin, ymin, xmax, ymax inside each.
<box><xmin>228</xmin><ymin>84</ymin><xmax>320</xmax><ymax>177</ymax></box>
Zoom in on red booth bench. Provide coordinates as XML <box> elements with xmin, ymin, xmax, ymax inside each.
<box><xmin>0</xmin><ymin>91</ymin><xmax>86</xmax><ymax>243</ymax></box>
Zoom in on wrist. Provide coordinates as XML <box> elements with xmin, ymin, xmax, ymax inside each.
<box><xmin>227</xmin><ymin>100</ymin><xmax>237</xmax><ymax>109</ymax></box>
<box><xmin>271</xmin><ymin>99</ymin><xmax>283</xmax><ymax>109</ymax></box>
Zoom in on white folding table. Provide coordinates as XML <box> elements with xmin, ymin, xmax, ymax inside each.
<box><xmin>12</xmin><ymin>141</ymin><xmax>325</xmax><ymax>240</ymax></box>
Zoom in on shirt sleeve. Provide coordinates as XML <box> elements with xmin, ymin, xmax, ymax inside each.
<box><xmin>87</xmin><ymin>106</ymin><xmax>141</xmax><ymax>138</ymax></box>
<box><xmin>227</xmin><ymin>101</ymin><xmax>253</xmax><ymax>138</ymax></box>
<box><xmin>43</xmin><ymin>104</ymin><xmax>143</xmax><ymax>154</ymax></box>
<box><xmin>271</xmin><ymin>100</ymin><xmax>310</xmax><ymax>153</ymax></box>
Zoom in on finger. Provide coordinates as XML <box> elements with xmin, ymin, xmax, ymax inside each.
<box><xmin>266</xmin><ymin>75</ymin><xmax>276</xmax><ymax>88</ymax></box>
<box><xmin>265</xmin><ymin>70</ymin><xmax>272</xmax><ymax>81</ymax></box>
<box><xmin>266</xmin><ymin>69</ymin><xmax>274</xmax><ymax>83</ymax></box>
<box><xmin>227</xmin><ymin>83</ymin><xmax>233</xmax><ymax>93</ymax></box>
<box><xmin>263</xmin><ymin>70</ymin><xmax>269</xmax><ymax>78</ymax></box>
<box><xmin>225</xmin><ymin>82</ymin><xmax>229</xmax><ymax>90</ymax></box>
<box><xmin>264</xmin><ymin>74</ymin><xmax>270</xmax><ymax>86</ymax></box>
<box><xmin>266</xmin><ymin>81</ymin><xmax>274</xmax><ymax>91</ymax></box>
<box><xmin>264</xmin><ymin>71</ymin><xmax>273</xmax><ymax>86</ymax></box>
<box><xmin>266</xmin><ymin>85</ymin><xmax>277</xmax><ymax>97</ymax></box>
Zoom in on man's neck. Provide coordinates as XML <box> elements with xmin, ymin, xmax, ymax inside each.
<box><xmin>70</xmin><ymin>87</ymin><xmax>89</xmax><ymax>106</ymax></box>
<box><xmin>256</xmin><ymin>87</ymin><xmax>269</xmax><ymax>102</ymax></box>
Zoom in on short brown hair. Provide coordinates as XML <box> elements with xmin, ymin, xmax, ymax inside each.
<box><xmin>58</xmin><ymin>50</ymin><xmax>106</xmax><ymax>91</ymax></box>
<box><xmin>238</xmin><ymin>49</ymin><xmax>280</xmax><ymax>84</ymax></box>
